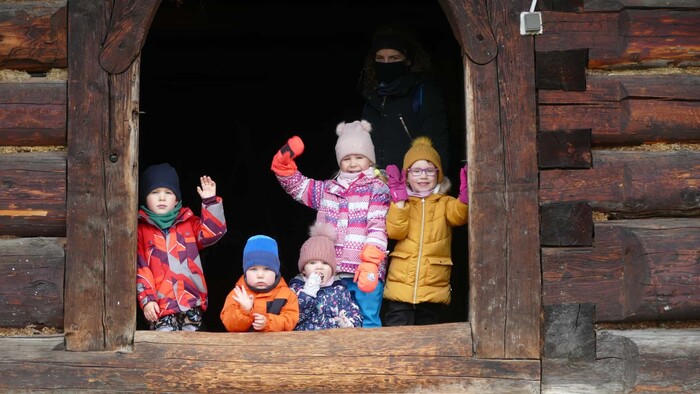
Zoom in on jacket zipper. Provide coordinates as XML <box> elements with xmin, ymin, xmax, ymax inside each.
<box><xmin>413</xmin><ymin>198</ymin><xmax>426</xmax><ymax>303</ymax></box>
<box><xmin>398</xmin><ymin>114</ymin><xmax>412</xmax><ymax>140</ymax></box>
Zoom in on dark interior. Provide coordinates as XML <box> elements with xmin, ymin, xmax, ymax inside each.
<box><xmin>138</xmin><ymin>0</ymin><xmax>467</xmax><ymax>331</ymax></box>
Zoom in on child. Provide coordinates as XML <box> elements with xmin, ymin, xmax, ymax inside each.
<box><xmin>289</xmin><ymin>221</ymin><xmax>363</xmax><ymax>330</ymax></box>
<box><xmin>383</xmin><ymin>137</ymin><xmax>469</xmax><ymax>326</ymax></box>
<box><xmin>271</xmin><ymin>120</ymin><xmax>390</xmax><ymax>328</ymax></box>
<box><xmin>220</xmin><ymin>235</ymin><xmax>299</xmax><ymax>332</ymax></box>
<box><xmin>136</xmin><ymin>163</ymin><xmax>227</xmax><ymax>331</ymax></box>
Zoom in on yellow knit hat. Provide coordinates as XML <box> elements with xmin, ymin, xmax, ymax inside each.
<box><xmin>403</xmin><ymin>136</ymin><xmax>443</xmax><ymax>183</ymax></box>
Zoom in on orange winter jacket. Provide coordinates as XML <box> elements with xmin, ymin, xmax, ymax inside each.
<box><xmin>136</xmin><ymin>198</ymin><xmax>226</xmax><ymax>318</ymax></box>
<box><xmin>220</xmin><ymin>276</ymin><xmax>299</xmax><ymax>332</ymax></box>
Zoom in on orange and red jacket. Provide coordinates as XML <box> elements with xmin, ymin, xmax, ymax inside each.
<box><xmin>220</xmin><ymin>275</ymin><xmax>299</xmax><ymax>332</ymax></box>
<box><xmin>136</xmin><ymin>197</ymin><xmax>226</xmax><ymax>318</ymax></box>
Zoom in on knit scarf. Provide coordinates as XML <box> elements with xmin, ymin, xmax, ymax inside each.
<box><xmin>141</xmin><ymin>201</ymin><xmax>182</xmax><ymax>230</ymax></box>
<box><xmin>407</xmin><ymin>185</ymin><xmax>440</xmax><ymax>199</ymax></box>
<box><xmin>336</xmin><ymin>167</ymin><xmax>376</xmax><ymax>188</ymax></box>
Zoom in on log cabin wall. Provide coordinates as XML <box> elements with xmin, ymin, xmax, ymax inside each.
<box><xmin>536</xmin><ymin>0</ymin><xmax>700</xmax><ymax>326</ymax></box>
<box><xmin>0</xmin><ymin>0</ymin><xmax>698</xmax><ymax>360</ymax></box>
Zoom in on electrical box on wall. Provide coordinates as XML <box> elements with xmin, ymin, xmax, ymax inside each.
<box><xmin>520</xmin><ymin>11</ymin><xmax>543</xmax><ymax>35</ymax></box>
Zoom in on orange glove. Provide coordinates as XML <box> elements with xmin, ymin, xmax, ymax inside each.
<box><xmin>271</xmin><ymin>136</ymin><xmax>305</xmax><ymax>176</ymax></box>
<box><xmin>354</xmin><ymin>244</ymin><xmax>385</xmax><ymax>293</ymax></box>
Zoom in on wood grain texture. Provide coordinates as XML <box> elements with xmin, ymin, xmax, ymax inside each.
<box><xmin>64</xmin><ymin>0</ymin><xmax>110</xmax><ymax>351</ymax></box>
<box><xmin>0</xmin><ymin>324</ymin><xmax>542</xmax><ymax>393</ymax></box>
<box><xmin>490</xmin><ymin>0</ymin><xmax>542</xmax><ymax>359</ymax></box>
<box><xmin>0</xmin><ymin>80</ymin><xmax>67</xmax><ymax>146</ymax></box>
<box><xmin>101</xmin><ymin>62</ymin><xmax>140</xmax><ymax>349</ymax></box>
<box><xmin>0</xmin><ymin>152</ymin><xmax>66</xmax><ymax>236</ymax></box>
<box><xmin>543</xmin><ymin>218</ymin><xmax>700</xmax><ymax>321</ymax></box>
<box><xmin>540</xmin><ymin>150</ymin><xmax>700</xmax><ymax>217</ymax></box>
<box><xmin>537</xmin><ymin>129</ymin><xmax>592</xmax><ymax>169</ymax></box>
<box><xmin>538</xmin><ymin>73</ymin><xmax>700</xmax><ymax>145</ymax></box>
<box><xmin>543</xmin><ymin>328</ymin><xmax>700</xmax><ymax>393</ymax></box>
<box><xmin>0</xmin><ymin>237</ymin><xmax>65</xmax><ymax>328</ymax></box>
<box><xmin>536</xmin><ymin>10</ymin><xmax>700</xmax><ymax>69</ymax></box>
<box><xmin>0</xmin><ymin>0</ymin><xmax>67</xmax><ymax>72</ymax></box>
<box><xmin>99</xmin><ymin>0</ymin><xmax>162</xmax><ymax>74</ymax></box>
<box><xmin>540</xmin><ymin>202</ymin><xmax>593</xmax><ymax>246</ymax></box>
<box><xmin>584</xmin><ymin>0</ymin><xmax>700</xmax><ymax>11</ymax></box>
<box><xmin>438</xmin><ymin>0</ymin><xmax>497</xmax><ymax>65</ymax></box>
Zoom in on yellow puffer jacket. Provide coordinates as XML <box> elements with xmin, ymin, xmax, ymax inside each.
<box><xmin>384</xmin><ymin>192</ymin><xmax>468</xmax><ymax>305</ymax></box>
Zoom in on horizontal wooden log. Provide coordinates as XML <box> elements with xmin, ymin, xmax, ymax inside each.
<box><xmin>540</xmin><ymin>150</ymin><xmax>700</xmax><ymax>217</ymax></box>
<box><xmin>0</xmin><ymin>237</ymin><xmax>65</xmax><ymax>328</ymax></box>
<box><xmin>538</xmin><ymin>74</ymin><xmax>700</xmax><ymax>144</ymax></box>
<box><xmin>584</xmin><ymin>0</ymin><xmax>700</xmax><ymax>11</ymax></box>
<box><xmin>539</xmin><ymin>73</ymin><xmax>700</xmax><ymax>103</ymax></box>
<box><xmin>0</xmin><ymin>324</ymin><xmax>542</xmax><ymax>392</ymax></box>
<box><xmin>536</xmin><ymin>10</ymin><xmax>700</xmax><ymax>69</ymax></box>
<box><xmin>543</xmin><ymin>218</ymin><xmax>700</xmax><ymax>322</ymax></box>
<box><xmin>543</xmin><ymin>328</ymin><xmax>700</xmax><ymax>393</ymax></box>
<box><xmin>0</xmin><ymin>81</ymin><xmax>67</xmax><ymax>146</ymax></box>
<box><xmin>0</xmin><ymin>151</ymin><xmax>66</xmax><ymax>236</ymax></box>
<box><xmin>0</xmin><ymin>0</ymin><xmax>67</xmax><ymax>72</ymax></box>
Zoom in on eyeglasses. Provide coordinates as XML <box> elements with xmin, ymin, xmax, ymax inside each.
<box><xmin>408</xmin><ymin>167</ymin><xmax>439</xmax><ymax>177</ymax></box>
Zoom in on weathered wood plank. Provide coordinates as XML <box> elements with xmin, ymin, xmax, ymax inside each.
<box><xmin>0</xmin><ymin>81</ymin><xmax>67</xmax><ymax>146</ymax></box>
<box><xmin>543</xmin><ymin>328</ymin><xmax>700</xmax><ymax>393</ymax></box>
<box><xmin>99</xmin><ymin>0</ymin><xmax>162</xmax><ymax>74</ymax></box>
<box><xmin>540</xmin><ymin>150</ymin><xmax>700</xmax><ymax>217</ymax></box>
<box><xmin>537</xmin><ymin>10</ymin><xmax>700</xmax><ymax>69</ymax></box>
<box><xmin>539</xmin><ymin>73</ymin><xmax>700</xmax><ymax>144</ymax></box>
<box><xmin>584</xmin><ymin>0</ymin><xmax>700</xmax><ymax>11</ymax></box>
<box><xmin>0</xmin><ymin>324</ymin><xmax>542</xmax><ymax>393</ymax></box>
<box><xmin>539</xmin><ymin>73</ymin><xmax>700</xmax><ymax>103</ymax></box>
<box><xmin>0</xmin><ymin>0</ymin><xmax>67</xmax><ymax>72</ymax></box>
<box><xmin>438</xmin><ymin>0</ymin><xmax>497</xmax><ymax>65</ymax></box>
<box><xmin>543</xmin><ymin>218</ymin><xmax>700</xmax><ymax>321</ymax></box>
<box><xmin>491</xmin><ymin>0</ymin><xmax>541</xmax><ymax>359</ymax></box>
<box><xmin>540</xmin><ymin>202</ymin><xmax>593</xmax><ymax>246</ymax></box>
<box><xmin>64</xmin><ymin>0</ymin><xmax>110</xmax><ymax>351</ymax></box>
<box><xmin>537</xmin><ymin>129</ymin><xmax>592</xmax><ymax>169</ymax></box>
<box><xmin>0</xmin><ymin>237</ymin><xmax>65</xmax><ymax>328</ymax></box>
<box><xmin>0</xmin><ymin>152</ymin><xmax>66</xmax><ymax>236</ymax></box>
<box><xmin>543</xmin><ymin>304</ymin><xmax>596</xmax><ymax>361</ymax></box>
<box><xmin>465</xmin><ymin>56</ymin><xmax>509</xmax><ymax>357</ymax></box>
<box><xmin>101</xmin><ymin>62</ymin><xmax>140</xmax><ymax>349</ymax></box>
<box><xmin>535</xmin><ymin>49</ymin><xmax>588</xmax><ymax>91</ymax></box>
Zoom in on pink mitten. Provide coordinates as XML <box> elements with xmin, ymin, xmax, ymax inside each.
<box><xmin>271</xmin><ymin>136</ymin><xmax>305</xmax><ymax>176</ymax></box>
<box><xmin>385</xmin><ymin>164</ymin><xmax>408</xmax><ymax>202</ymax></box>
<box><xmin>459</xmin><ymin>165</ymin><xmax>469</xmax><ymax>204</ymax></box>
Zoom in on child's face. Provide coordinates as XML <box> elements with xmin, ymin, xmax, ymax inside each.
<box><xmin>407</xmin><ymin>160</ymin><xmax>439</xmax><ymax>193</ymax></box>
<box><xmin>339</xmin><ymin>154</ymin><xmax>372</xmax><ymax>173</ymax></box>
<box><xmin>145</xmin><ymin>187</ymin><xmax>178</xmax><ymax>214</ymax></box>
<box><xmin>302</xmin><ymin>260</ymin><xmax>334</xmax><ymax>285</ymax></box>
<box><xmin>245</xmin><ymin>265</ymin><xmax>277</xmax><ymax>289</ymax></box>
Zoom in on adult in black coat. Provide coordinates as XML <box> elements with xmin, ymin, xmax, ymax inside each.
<box><xmin>359</xmin><ymin>27</ymin><xmax>450</xmax><ymax>173</ymax></box>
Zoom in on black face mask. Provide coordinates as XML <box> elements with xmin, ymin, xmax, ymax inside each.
<box><xmin>374</xmin><ymin>61</ymin><xmax>408</xmax><ymax>84</ymax></box>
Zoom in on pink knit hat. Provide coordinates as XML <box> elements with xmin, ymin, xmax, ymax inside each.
<box><xmin>298</xmin><ymin>221</ymin><xmax>337</xmax><ymax>276</ymax></box>
<box><xmin>334</xmin><ymin>120</ymin><xmax>376</xmax><ymax>165</ymax></box>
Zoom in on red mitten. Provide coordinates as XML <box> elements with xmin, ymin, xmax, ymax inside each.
<box><xmin>271</xmin><ymin>136</ymin><xmax>305</xmax><ymax>176</ymax></box>
<box><xmin>353</xmin><ymin>245</ymin><xmax>385</xmax><ymax>293</ymax></box>
<box><xmin>385</xmin><ymin>164</ymin><xmax>408</xmax><ymax>202</ymax></box>
<box><xmin>458</xmin><ymin>164</ymin><xmax>469</xmax><ymax>204</ymax></box>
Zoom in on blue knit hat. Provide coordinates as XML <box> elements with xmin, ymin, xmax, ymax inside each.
<box><xmin>140</xmin><ymin>163</ymin><xmax>181</xmax><ymax>202</ymax></box>
<box><xmin>243</xmin><ymin>235</ymin><xmax>280</xmax><ymax>276</ymax></box>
